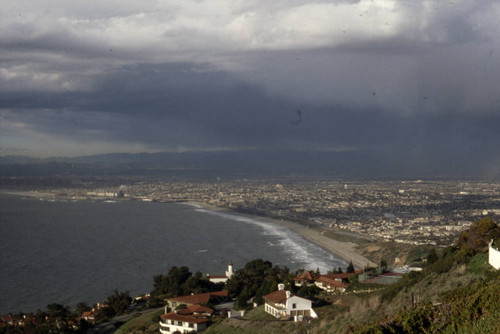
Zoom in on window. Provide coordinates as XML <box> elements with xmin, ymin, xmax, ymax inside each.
<box><xmin>188</xmin><ymin>323</ymin><xmax>194</xmax><ymax>328</ymax></box>
<box><xmin>177</xmin><ymin>321</ymin><xmax>182</xmax><ymax>326</ymax></box>
<box><xmin>292</xmin><ymin>303</ymin><xmax>296</xmax><ymax>309</ymax></box>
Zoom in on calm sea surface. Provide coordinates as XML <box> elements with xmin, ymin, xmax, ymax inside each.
<box><xmin>0</xmin><ymin>192</ymin><xmax>346</xmax><ymax>314</ymax></box>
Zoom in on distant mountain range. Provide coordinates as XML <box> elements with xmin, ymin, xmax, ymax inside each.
<box><xmin>1</xmin><ymin>149</ymin><xmax>496</xmax><ymax>180</ymax></box>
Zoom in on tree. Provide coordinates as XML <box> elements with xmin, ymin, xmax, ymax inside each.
<box><xmin>347</xmin><ymin>261</ymin><xmax>355</xmax><ymax>273</ymax></box>
<box><xmin>227</xmin><ymin>259</ymin><xmax>275</xmax><ymax>297</ymax></box>
<box><xmin>380</xmin><ymin>259</ymin><xmax>388</xmax><ymax>270</ymax></box>
<box><xmin>236</xmin><ymin>287</ymin><xmax>250</xmax><ymax>309</ymax></box>
<box><xmin>254</xmin><ymin>290</ymin><xmax>264</xmax><ymax>306</ymax></box>
<box><xmin>297</xmin><ymin>285</ymin><xmax>320</xmax><ymax>299</ymax></box>
<box><xmin>106</xmin><ymin>290</ymin><xmax>132</xmax><ymax>317</ymax></box>
<box><xmin>46</xmin><ymin>303</ymin><xmax>70</xmax><ymax>320</ymax></box>
<box><xmin>175</xmin><ymin>304</ymin><xmax>187</xmax><ymax>310</ymax></box>
<box><xmin>458</xmin><ymin>217</ymin><xmax>500</xmax><ymax>252</ymax></box>
<box><xmin>153</xmin><ymin>266</ymin><xmax>192</xmax><ymax>297</ymax></box>
<box><xmin>75</xmin><ymin>302</ymin><xmax>91</xmax><ymax>316</ymax></box>
<box><xmin>427</xmin><ymin>249</ymin><xmax>438</xmax><ymax>265</ymax></box>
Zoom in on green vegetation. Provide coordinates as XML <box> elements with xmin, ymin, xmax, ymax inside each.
<box><xmin>3</xmin><ymin>218</ymin><xmax>499</xmax><ymax>334</ymax></box>
<box><xmin>227</xmin><ymin>259</ymin><xmax>292</xmax><ymax>309</ymax></box>
<box><xmin>242</xmin><ymin>306</ymin><xmax>275</xmax><ymax>321</ymax></box>
<box><xmin>356</xmin><ymin>278</ymin><xmax>500</xmax><ymax>333</ymax></box>
<box><xmin>207</xmin><ymin>217</ymin><xmax>500</xmax><ymax>334</ymax></box>
<box><xmin>114</xmin><ymin>308</ymin><xmax>164</xmax><ymax>334</ymax></box>
<box><xmin>346</xmin><ymin>261</ymin><xmax>355</xmax><ymax>273</ymax></box>
<box><xmin>150</xmin><ymin>266</ymin><xmax>223</xmax><ymax>306</ymax></box>
<box><xmin>458</xmin><ymin>216</ymin><xmax>500</xmax><ymax>252</ymax></box>
<box><xmin>104</xmin><ymin>290</ymin><xmax>132</xmax><ymax>318</ymax></box>
<box><xmin>406</xmin><ymin>245</ymin><xmax>436</xmax><ymax>264</ymax></box>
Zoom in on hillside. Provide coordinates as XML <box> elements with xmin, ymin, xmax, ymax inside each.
<box><xmin>113</xmin><ymin>218</ymin><xmax>500</xmax><ymax>334</ymax></box>
<box><xmin>206</xmin><ymin>218</ymin><xmax>500</xmax><ymax>333</ymax></box>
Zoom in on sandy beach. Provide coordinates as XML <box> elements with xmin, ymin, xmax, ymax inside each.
<box><xmin>2</xmin><ymin>191</ymin><xmax>376</xmax><ymax>269</ymax></box>
<box><xmin>267</xmin><ymin>218</ymin><xmax>377</xmax><ymax>269</ymax></box>
<box><xmin>0</xmin><ymin>190</ymin><xmax>57</xmax><ymax>198</ymax></box>
<box><xmin>190</xmin><ymin>202</ymin><xmax>377</xmax><ymax>269</ymax></box>
<box><xmin>251</xmin><ymin>215</ymin><xmax>376</xmax><ymax>269</ymax></box>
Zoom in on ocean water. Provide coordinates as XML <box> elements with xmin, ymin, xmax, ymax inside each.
<box><xmin>0</xmin><ymin>192</ymin><xmax>346</xmax><ymax>314</ymax></box>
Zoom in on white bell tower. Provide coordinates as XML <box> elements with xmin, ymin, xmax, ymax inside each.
<box><xmin>226</xmin><ymin>261</ymin><xmax>234</xmax><ymax>279</ymax></box>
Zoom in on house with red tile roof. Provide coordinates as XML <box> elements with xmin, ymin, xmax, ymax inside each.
<box><xmin>176</xmin><ymin>304</ymin><xmax>214</xmax><ymax>317</ymax></box>
<box><xmin>314</xmin><ymin>270</ymin><xmax>363</xmax><ymax>293</ymax></box>
<box><xmin>263</xmin><ymin>284</ymin><xmax>317</xmax><ymax>321</ymax></box>
<box><xmin>80</xmin><ymin>310</ymin><xmax>97</xmax><ymax>323</ymax></box>
<box><xmin>315</xmin><ymin>276</ymin><xmax>349</xmax><ymax>293</ymax></box>
<box><xmin>165</xmin><ymin>291</ymin><xmax>229</xmax><ymax>313</ymax></box>
<box><xmin>159</xmin><ymin>311</ymin><xmax>211</xmax><ymax>334</ymax></box>
<box><xmin>293</xmin><ymin>271</ymin><xmax>320</xmax><ymax>287</ymax></box>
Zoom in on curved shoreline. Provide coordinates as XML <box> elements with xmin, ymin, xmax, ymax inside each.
<box><xmin>2</xmin><ymin>190</ymin><xmax>376</xmax><ymax>269</ymax></box>
<box><xmin>185</xmin><ymin>202</ymin><xmax>377</xmax><ymax>269</ymax></box>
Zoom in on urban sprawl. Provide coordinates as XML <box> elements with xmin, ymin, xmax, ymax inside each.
<box><xmin>52</xmin><ymin>180</ymin><xmax>500</xmax><ymax>247</ymax></box>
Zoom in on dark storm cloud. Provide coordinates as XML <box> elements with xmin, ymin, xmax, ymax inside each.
<box><xmin>1</xmin><ymin>0</ymin><xmax>499</xmax><ymax>177</ymax></box>
<box><xmin>2</xmin><ymin>60</ymin><xmax>499</xmax><ymax>162</ymax></box>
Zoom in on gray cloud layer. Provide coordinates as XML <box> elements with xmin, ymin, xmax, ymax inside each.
<box><xmin>1</xmin><ymin>0</ymin><xmax>499</xmax><ymax>176</ymax></box>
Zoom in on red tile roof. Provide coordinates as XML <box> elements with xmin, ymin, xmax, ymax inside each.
<box><xmin>167</xmin><ymin>293</ymin><xmax>211</xmax><ymax>305</ymax></box>
<box><xmin>177</xmin><ymin>304</ymin><xmax>214</xmax><ymax>316</ymax></box>
<box><xmin>321</xmin><ymin>270</ymin><xmax>362</xmax><ymax>281</ymax></box>
<box><xmin>160</xmin><ymin>312</ymin><xmax>210</xmax><ymax>324</ymax></box>
<box><xmin>81</xmin><ymin>311</ymin><xmax>96</xmax><ymax>318</ymax></box>
<box><xmin>166</xmin><ymin>290</ymin><xmax>228</xmax><ymax>305</ymax></box>
<box><xmin>188</xmin><ymin>304</ymin><xmax>214</xmax><ymax>314</ymax></box>
<box><xmin>210</xmin><ymin>290</ymin><xmax>229</xmax><ymax>297</ymax></box>
<box><xmin>293</xmin><ymin>271</ymin><xmax>320</xmax><ymax>282</ymax></box>
<box><xmin>263</xmin><ymin>290</ymin><xmax>293</xmax><ymax>303</ymax></box>
<box><xmin>316</xmin><ymin>276</ymin><xmax>348</xmax><ymax>288</ymax></box>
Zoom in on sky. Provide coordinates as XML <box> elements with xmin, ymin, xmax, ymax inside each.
<box><xmin>1</xmin><ymin>0</ymin><xmax>500</xmax><ymax>175</ymax></box>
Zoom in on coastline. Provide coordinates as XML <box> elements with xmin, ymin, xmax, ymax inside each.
<box><xmin>0</xmin><ymin>189</ymin><xmax>57</xmax><ymax>198</ymax></box>
<box><xmin>185</xmin><ymin>201</ymin><xmax>377</xmax><ymax>269</ymax></box>
<box><xmin>1</xmin><ymin>190</ymin><xmax>377</xmax><ymax>269</ymax></box>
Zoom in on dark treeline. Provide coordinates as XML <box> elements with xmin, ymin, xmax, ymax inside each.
<box><xmin>0</xmin><ymin>291</ymin><xmax>131</xmax><ymax>334</ymax></box>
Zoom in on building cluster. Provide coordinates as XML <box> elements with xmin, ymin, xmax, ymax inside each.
<box><xmin>263</xmin><ymin>284</ymin><xmax>317</xmax><ymax>321</ymax></box>
<box><xmin>155</xmin><ymin>263</ymin><xmax>406</xmax><ymax>333</ymax></box>
<box><xmin>294</xmin><ymin>270</ymin><xmax>362</xmax><ymax>294</ymax></box>
<box><xmin>161</xmin><ymin>291</ymin><xmax>229</xmax><ymax>334</ymax></box>
<box><xmin>67</xmin><ymin>180</ymin><xmax>500</xmax><ymax>246</ymax></box>
<box><xmin>0</xmin><ymin>297</ymin><xmax>149</xmax><ymax>332</ymax></box>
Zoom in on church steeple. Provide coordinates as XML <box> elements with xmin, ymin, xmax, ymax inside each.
<box><xmin>226</xmin><ymin>261</ymin><xmax>234</xmax><ymax>279</ymax></box>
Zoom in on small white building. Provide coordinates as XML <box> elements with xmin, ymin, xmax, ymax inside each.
<box><xmin>159</xmin><ymin>313</ymin><xmax>210</xmax><ymax>334</ymax></box>
<box><xmin>489</xmin><ymin>240</ymin><xmax>500</xmax><ymax>270</ymax></box>
<box><xmin>207</xmin><ymin>262</ymin><xmax>234</xmax><ymax>284</ymax></box>
<box><xmin>263</xmin><ymin>284</ymin><xmax>317</xmax><ymax>321</ymax></box>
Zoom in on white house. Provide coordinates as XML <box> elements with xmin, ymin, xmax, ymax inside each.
<box><xmin>159</xmin><ymin>312</ymin><xmax>210</xmax><ymax>334</ymax></box>
<box><xmin>263</xmin><ymin>284</ymin><xmax>317</xmax><ymax>321</ymax></box>
<box><xmin>315</xmin><ymin>275</ymin><xmax>349</xmax><ymax>293</ymax></box>
<box><xmin>207</xmin><ymin>262</ymin><xmax>234</xmax><ymax>284</ymax></box>
<box><xmin>489</xmin><ymin>240</ymin><xmax>500</xmax><ymax>270</ymax></box>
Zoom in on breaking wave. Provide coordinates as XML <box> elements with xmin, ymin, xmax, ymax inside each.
<box><xmin>192</xmin><ymin>207</ymin><xmax>347</xmax><ymax>273</ymax></box>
